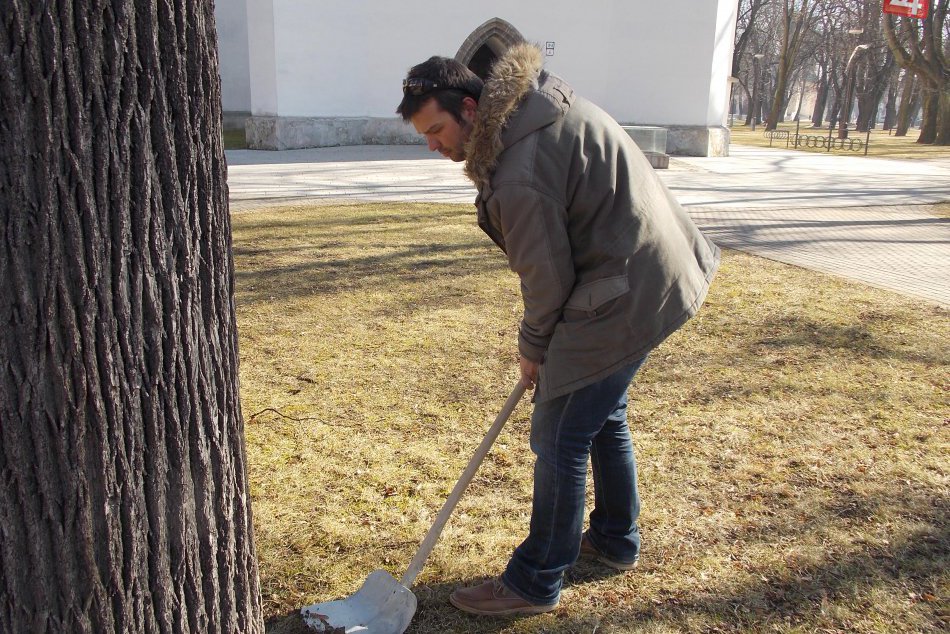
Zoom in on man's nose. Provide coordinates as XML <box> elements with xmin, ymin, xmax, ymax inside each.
<box><xmin>426</xmin><ymin>136</ymin><xmax>440</xmax><ymax>152</ymax></box>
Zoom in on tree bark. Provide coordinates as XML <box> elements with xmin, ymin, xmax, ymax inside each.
<box><xmin>895</xmin><ymin>72</ymin><xmax>919</xmax><ymax>136</ymax></box>
<box><xmin>0</xmin><ymin>2</ymin><xmax>264</xmax><ymax>633</ymax></box>
<box><xmin>812</xmin><ymin>66</ymin><xmax>829</xmax><ymax>127</ymax></box>
<box><xmin>883</xmin><ymin>79</ymin><xmax>899</xmax><ymax>130</ymax></box>
<box><xmin>918</xmin><ymin>88</ymin><xmax>938</xmax><ymax>143</ymax></box>
<box><xmin>856</xmin><ymin>53</ymin><xmax>896</xmax><ymax>132</ymax></box>
<box><xmin>937</xmin><ymin>89</ymin><xmax>950</xmax><ymax>145</ymax></box>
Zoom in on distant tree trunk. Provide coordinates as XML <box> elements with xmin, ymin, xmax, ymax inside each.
<box><xmin>827</xmin><ymin>74</ymin><xmax>846</xmax><ymax>133</ymax></box>
<box><xmin>937</xmin><ymin>89</ymin><xmax>950</xmax><ymax>145</ymax></box>
<box><xmin>883</xmin><ymin>80</ymin><xmax>899</xmax><ymax>130</ymax></box>
<box><xmin>812</xmin><ymin>69</ymin><xmax>829</xmax><ymax>127</ymax></box>
<box><xmin>884</xmin><ymin>3</ymin><xmax>949</xmax><ymax>144</ymax></box>
<box><xmin>856</xmin><ymin>53</ymin><xmax>896</xmax><ymax>132</ymax></box>
<box><xmin>918</xmin><ymin>88</ymin><xmax>938</xmax><ymax>143</ymax></box>
<box><xmin>743</xmin><ymin>82</ymin><xmax>755</xmax><ymax>125</ymax></box>
<box><xmin>766</xmin><ymin>0</ymin><xmax>821</xmax><ymax>130</ymax></box>
<box><xmin>793</xmin><ymin>73</ymin><xmax>807</xmax><ymax>120</ymax></box>
<box><xmin>0</xmin><ymin>2</ymin><xmax>264</xmax><ymax>633</ymax></box>
<box><xmin>895</xmin><ymin>73</ymin><xmax>919</xmax><ymax>136</ymax></box>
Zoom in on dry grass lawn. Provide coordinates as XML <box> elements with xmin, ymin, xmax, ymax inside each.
<box><xmin>232</xmin><ymin>202</ymin><xmax>948</xmax><ymax>633</ymax></box>
<box><xmin>729</xmin><ymin>121</ymin><xmax>950</xmax><ymax>161</ymax></box>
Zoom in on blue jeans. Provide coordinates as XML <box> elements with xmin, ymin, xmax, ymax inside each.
<box><xmin>501</xmin><ymin>358</ymin><xmax>646</xmax><ymax>605</ymax></box>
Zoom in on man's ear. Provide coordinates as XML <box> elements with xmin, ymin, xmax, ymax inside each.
<box><xmin>461</xmin><ymin>96</ymin><xmax>478</xmax><ymax>123</ymax></box>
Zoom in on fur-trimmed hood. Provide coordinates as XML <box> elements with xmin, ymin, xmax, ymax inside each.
<box><xmin>463</xmin><ymin>43</ymin><xmax>546</xmax><ymax>190</ymax></box>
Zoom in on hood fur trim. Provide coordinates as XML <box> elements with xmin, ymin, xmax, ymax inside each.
<box><xmin>464</xmin><ymin>43</ymin><xmax>544</xmax><ymax>190</ymax></box>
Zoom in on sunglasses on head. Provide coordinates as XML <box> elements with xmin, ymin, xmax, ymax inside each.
<box><xmin>402</xmin><ymin>77</ymin><xmax>473</xmax><ymax>98</ymax></box>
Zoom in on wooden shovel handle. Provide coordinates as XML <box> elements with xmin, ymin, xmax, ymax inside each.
<box><xmin>401</xmin><ymin>381</ymin><xmax>526</xmax><ymax>587</ymax></box>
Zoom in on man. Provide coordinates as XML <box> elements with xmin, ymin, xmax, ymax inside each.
<box><xmin>397</xmin><ymin>43</ymin><xmax>720</xmax><ymax>616</ymax></box>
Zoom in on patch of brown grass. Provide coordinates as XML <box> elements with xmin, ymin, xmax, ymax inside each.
<box><xmin>729</xmin><ymin>121</ymin><xmax>950</xmax><ymax>161</ymax></box>
<box><xmin>232</xmin><ymin>203</ymin><xmax>949</xmax><ymax>633</ymax></box>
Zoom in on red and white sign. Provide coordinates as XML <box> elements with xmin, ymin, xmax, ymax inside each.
<box><xmin>883</xmin><ymin>0</ymin><xmax>929</xmax><ymax>19</ymax></box>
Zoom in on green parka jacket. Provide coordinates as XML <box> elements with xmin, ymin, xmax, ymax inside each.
<box><xmin>464</xmin><ymin>43</ymin><xmax>720</xmax><ymax>402</ymax></box>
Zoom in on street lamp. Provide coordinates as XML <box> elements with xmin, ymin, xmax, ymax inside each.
<box><xmin>752</xmin><ymin>53</ymin><xmax>764</xmax><ymax>132</ymax></box>
<box><xmin>838</xmin><ymin>43</ymin><xmax>870</xmax><ymax>139</ymax></box>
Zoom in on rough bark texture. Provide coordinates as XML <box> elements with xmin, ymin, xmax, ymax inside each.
<box><xmin>0</xmin><ymin>2</ymin><xmax>263</xmax><ymax>633</ymax></box>
<box><xmin>895</xmin><ymin>72</ymin><xmax>920</xmax><ymax>136</ymax></box>
<box><xmin>883</xmin><ymin>79</ymin><xmax>899</xmax><ymax>130</ymax></box>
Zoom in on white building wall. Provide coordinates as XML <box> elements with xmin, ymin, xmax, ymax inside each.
<box><xmin>213</xmin><ymin>0</ymin><xmax>251</xmax><ymax>114</ymax></box>
<box><xmin>234</xmin><ymin>0</ymin><xmax>739</xmax><ymax>155</ymax></box>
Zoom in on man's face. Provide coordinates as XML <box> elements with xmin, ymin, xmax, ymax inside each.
<box><xmin>410</xmin><ymin>96</ymin><xmax>477</xmax><ymax>162</ymax></box>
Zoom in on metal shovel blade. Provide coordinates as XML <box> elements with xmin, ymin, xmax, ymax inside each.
<box><xmin>300</xmin><ymin>569</ymin><xmax>416</xmax><ymax>633</ymax></box>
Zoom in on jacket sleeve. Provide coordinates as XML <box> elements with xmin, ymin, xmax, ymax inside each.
<box><xmin>490</xmin><ymin>185</ymin><xmax>575</xmax><ymax>362</ymax></box>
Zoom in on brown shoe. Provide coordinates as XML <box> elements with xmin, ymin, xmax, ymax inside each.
<box><xmin>579</xmin><ymin>533</ymin><xmax>639</xmax><ymax>570</ymax></box>
<box><xmin>449</xmin><ymin>578</ymin><xmax>558</xmax><ymax>616</ymax></box>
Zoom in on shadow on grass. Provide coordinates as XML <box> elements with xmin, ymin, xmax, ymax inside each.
<box><xmin>613</xmin><ymin>522</ymin><xmax>947</xmax><ymax>631</ymax></box>
<box><xmin>232</xmin><ymin>206</ymin><xmax>476</xmax><ymax>234</ymax></box>
<box><xmin>234</xmin><ymin>241</ymin><xmax>508</xmax><ymax>308</ymax></box>
<box><xmin>754</xmin><ymin>312</ymin><xmax>948</xmax><ymax>366</ymax></box>
<box><xmin>397</xmin><ymin>486</ymin><xmax>948</xmax><ymax>633</ymax></box>
<box><xmin>232</xmin><ymin>205</ymin><xmax>510</xmax><ymax>308</ymax></box>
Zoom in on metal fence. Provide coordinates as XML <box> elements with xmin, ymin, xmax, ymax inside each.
<box><xmin>764</xmin><ymin>123</ymin><xmax>871</xmax><ymax>155</ymax></box>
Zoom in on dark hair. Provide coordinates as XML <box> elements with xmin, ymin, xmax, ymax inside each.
<box><xmin>396</xmin><ymin>56</ymin><xmax>483</xmax><ymax>122</ymax></box>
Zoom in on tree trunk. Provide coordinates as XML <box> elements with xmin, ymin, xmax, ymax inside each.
<box><xmin>793</xmin><ymin>74</ymin><xmax>807</xmax><ymax>121</ymax></box>
<box><xmin>766</xmin><ymin>63</ymin><xmax>788</xmax><ymax>131</ymax></box>
<box><xmin>812</xmin><ymin>72</ymin><xmax>829</xmax><ymax>127</ymax></box>
<box><xmin>743</xmin><ymin>82</ymin><xmax>755</xmax><ymax>126</ymax></box>
<box><xmin>827</xmin><ymin>86</ymin><xmax>842</xmax><ymax>132</ymax></box>
<box><xmin>856</xmin><ymin>54</ymin><xmax>896</xmax><ymax>132</ymax></box>
<box><xmin>895</xmin><ymin>73</ymin><xmax>919</xmax><ymax>136</ymax></box>
<box><xmin>0</xmin><ymin>2</ymin><xmax>264</xmax><ymax>633</ymax></box>
<box><xmin>918</xmin><ymin>88</ymin><xmax>938</xmax><ymax>143</ymax></box>
<box><xmin>936</xmin><ymin>88</ymin><xmax>950</xmax><ymax>145</ymax></box>
<box><xmin>883</xmin><ymin>80</ymin><xmax>899</xmax><ymax>130</ymax></box>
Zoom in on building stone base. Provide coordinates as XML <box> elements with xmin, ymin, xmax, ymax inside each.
<box><xmin>246</xmin><ymin>116</ymin><xmax>421</xmax><ymax>150</ymax></box>
<box><xmin>245</xmin><ymin>116</ymin><xmax>730</xmax><ymax>157</ymax></box>
<box><xmin>665</xmin><ymin>125</ymin><xmax>730</xmax><ymax>157</ymax></box>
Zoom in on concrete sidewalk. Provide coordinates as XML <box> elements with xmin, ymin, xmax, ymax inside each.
<box><xmin>226</xmin><ymin>144</ymin><xmax>950</xmax><ymax>308</ymax></box>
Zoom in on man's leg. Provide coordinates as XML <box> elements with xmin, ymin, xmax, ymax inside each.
<box><xmin>501</xmin><ymin>359</ymin><xmax>644</xmax><ymax>605</ymax></box>
<box><xmin>586</xmin><ymin>386</ymin><xmax>642</xmax><ymax>566</ymax></box>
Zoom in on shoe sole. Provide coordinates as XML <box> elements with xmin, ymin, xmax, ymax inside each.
<box><xmin>579</xmin><ymin>541</ymin><xmax>640</xmax><ymax>571</ymax></box>
<box><xmin>449</xmin><ymin>595</ymin><xmax>559</xmax><ymax>616</ymax></box>
<box><xmin>590</xmin><ymin>554</ymin><xmax>639</xmax><ymax>571</ymax></box>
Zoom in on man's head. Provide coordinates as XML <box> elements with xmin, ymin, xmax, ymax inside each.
<box><xmin>397</xmin><ymin>56</ymin><xmax>483</xmax><ymax>162</ymax></box>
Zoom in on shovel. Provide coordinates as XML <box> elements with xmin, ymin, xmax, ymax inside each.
<box><xmin>301</xmin><ymin>382</ymin><xmax>527</xmax><ymax>633</ymax></box>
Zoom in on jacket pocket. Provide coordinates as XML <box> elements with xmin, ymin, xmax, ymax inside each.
<box><xmin>563</xmin><ymin>275</ymin><xmax>630</xmax><ymax>319</ymax></box>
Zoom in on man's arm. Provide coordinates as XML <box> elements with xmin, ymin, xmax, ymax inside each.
<box><xmin>490</xmin><ymin>186</ymin><xmax>575</xmax><ymax>373</ymax></box>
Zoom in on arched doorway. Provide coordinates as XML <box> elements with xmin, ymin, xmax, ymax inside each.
<box><xmin>455</xmin><ymin>18</ymin><xmax>525</xmax><ymax>80</ymax></box>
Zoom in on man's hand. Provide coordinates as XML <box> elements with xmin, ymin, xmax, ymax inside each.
<box><xmin>520</xmin><ymin>356</ymin><xmax>540</xmax><ymax>390</ymax></box>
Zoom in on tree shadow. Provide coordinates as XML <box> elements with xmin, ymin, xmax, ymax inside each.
<box><xmin>611</xmin><ymin>498</ymin><xmax>947</xmax><ymax>631</ymax></box>
<box><xmin>752</xmin><ymin>312</ymin><xmax>948</xmax><ymax>366</ymax></box>
<box><xmin>401</xmin><ymin>486</ymin><xmax>947</xmax><ymax>632</ymax></box>
<box><xmin>231</xmin><ymin>205</ymin><xmax>510</xmax><ymax>309</ymax></box>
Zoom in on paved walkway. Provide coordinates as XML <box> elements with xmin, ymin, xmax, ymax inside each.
<box><xmin>226</xmin><ymin>145</ymin><xmax>950</xmax><ymax>308</ymax></box>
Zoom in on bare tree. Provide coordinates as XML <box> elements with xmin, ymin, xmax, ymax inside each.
<box><xmin>895</xmin><ymin>70</ymin><xmax>923</xmax><ymax>135</ymax></box>
<box><xmin>734</xmin><ymin>0</ymin><xmax>773</xmax><ymax>124</ymax></box>
<box><xmin>848</xmin><ymin>2</ymin><xmax>897</xmax><ymax>132</ymax></box>
<box><xmin>0</xmin><ymin>1</ymin><xmax>264</xmax><ymax>632</ymax></box>
<box><xmin>882</xmin><ymin>74</ymin><xmax>901</xmax><ymax>129</ymax></box>
<box><xmin>884</xmin><ymin>0</ymin><xmax>950</xmax><ymax>144</ymax></box>
<box><xmin>766</xmin><ymin>0</ymin><xmax>824</xmax><ymax>130</ymax></box>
